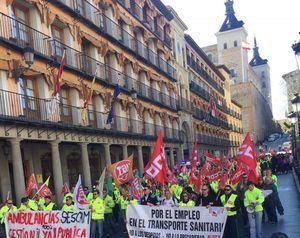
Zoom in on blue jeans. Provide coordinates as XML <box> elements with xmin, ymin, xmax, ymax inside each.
<box><xmin>248</xmin><ymin>211</ymin><xmax>263</xmax><ymax>238</ymax></box>
<box><xmin>91</xmin><ymin>219</ymin><xmax>104</xmax><ymax>238</ymax></box>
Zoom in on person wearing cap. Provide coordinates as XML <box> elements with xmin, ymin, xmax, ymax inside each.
<box><xmin>220</xmin><ymin>185</ymin><xmax>239</xmax><ymax>238</ymax></box>
<box><xmin>0</xmin><ymin>199</ymin><xmax>17</xmax><ymax>224</ymax></box>
<box><xmin>244</xmin><ymin>181</ymin><xmax>264</xmax><ymax>238</ymax></box>
<box><xmin>62</xmin><ymin>196</ymin><xmax>75</xmax><ymax>211</ymax></box>
<box><xmin>140</xmin><ymin>185</ymin><xmax>159</xmax><ymax>206</ymax></box>
<box><xmin>41</xmin><ymin>196</ymin><xmax>57</xmax><ymax>211</ymax></box>
<box><xmin>91</xmin><ymin>189</ymin><xmax>105</xmax><ymax>238</ymax></box>
<box><xmin>103</xmin><ymin>188</ymin><xmax>115</xmax><ymax>237</ymax></box>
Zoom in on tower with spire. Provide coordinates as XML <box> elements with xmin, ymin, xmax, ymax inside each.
<box><xmin>250</xmin><ymin>37</ymin><xmax>272</xmax><ymax>110</ymax></box>
<box><xmin>202</xmin><ymin>0</ymin><xmax>274</xmax><ymax>143</ymax></box>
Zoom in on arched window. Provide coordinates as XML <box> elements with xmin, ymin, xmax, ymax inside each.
<box><xmin>144</xmin><ymin>110</ymin><xmax>154</xmax><ymax>135</ymax></box>
<box><xmin>155</xmin><ymin>113</ymin><xmax>163</xmax><ymax>135</ymax></box>
<box><xmin>172</xmin><ymin>120</ymin><xmax>179</xmax><ymax>139</ymax></box>
<box><xmin>234</xmin><ymin>40</ymin><xmax>238</xmax><ymax>47</ymax></box>
<box><xmin>223</xmin><ymin>43</ymin><xmax>227</xmax><ymax>49</ymax></box>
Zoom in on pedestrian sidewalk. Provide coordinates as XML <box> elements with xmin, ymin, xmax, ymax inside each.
<box><xmin>262</xmin><ymin>173</ymin><xmax>300</xmax><ymax>238</ymax></box>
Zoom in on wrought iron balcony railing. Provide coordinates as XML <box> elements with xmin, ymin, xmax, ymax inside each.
<box><xmin>198</xmin><ymin>134</ymin><xmax>231</xmax><ymax>147</ymax></box>
<box><xmin>0</xmin><ymin>89</ymin><xmax>181</xmax><ymax>141</ymax></box>
<box><xmin>187</xmin><ymin>55</ymin><xmax>224</xmax><ymax>95</ymax></box>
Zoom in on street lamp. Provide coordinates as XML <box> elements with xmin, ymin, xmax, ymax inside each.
<box><xmin>291</xmin><ymin>93</ymin><xmax>300</xmax><ymax>136</ymax></box>
<box><xmin>292</xmin><ymin>36</ymin><xmax>300</xmax><ymax>70</ymax></box>
<box><xmin>288</xmin><ymin>111</ymin><xmax>298</xmax><ymax>162</ymax></box>
<box><xmin>130</xmin><ymin>88</ymin><xmax>137</xmax><ymax>102</ymax></box>
<box><xmin>12</xmin><ymin>44</ymin><xmax>34</xmax><ymax>78</ymax></box>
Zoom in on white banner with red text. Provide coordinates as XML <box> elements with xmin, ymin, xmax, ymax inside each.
<box><xmin>5</xmin><ymin>210</ymin><xmax>90</xmax><ymax>238</ymax></box>
<box><xmin>126</xmin><ymin>205</ymin><xmax>227</xmax><ymax>238</ymax></box>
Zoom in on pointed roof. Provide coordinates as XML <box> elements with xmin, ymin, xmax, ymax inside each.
<box><xmin>219</xmin><ymin>0</ymin><xmax>244</xmax><ymax>32</ymax></box>
<box><xmin>250</xmin><ymin>36</ymin><xmax>268</xmax><ymax>66</ymax></box>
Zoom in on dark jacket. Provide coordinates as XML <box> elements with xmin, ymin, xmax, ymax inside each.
<box><xmin>196</xmin><ymin>192</ymin><xmax>221</xmax><ymax>207</ymax></box>
<box><xmin>140</xmin><ymin>193</ymin><xmax>159</xmax><ymax>206</ymax></box>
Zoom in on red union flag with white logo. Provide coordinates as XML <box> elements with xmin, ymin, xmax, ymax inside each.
<box><xmin>108</xmin><ymin>155</ymin><xmax>133</xmax><ymax>186</ymax></box>
<box><xmin>130</xmin><ymin>176</ymin><xmax>142</xmax><ymax>200</ymax></box>
<box><xmin>236</xmin><ymin>133</ymin><xmax>258</xmax><ymax>183</ymax></box>
<box><xmin>144</xmin><ymin>130</ymin><xmax>167</xmax><ymax>185</ymax></box>
<box><xmin>73</xmin><ymin>175</ymin><xmax>90</xmax><ymax>210</ymax></box>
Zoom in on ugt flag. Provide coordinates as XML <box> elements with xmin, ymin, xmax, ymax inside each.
<box><xmin>108</xmin><ymin>155</ymin><xmax>133</xmax><ymax>187</ymax></box>
<box><xmin>73</xmin><ymin>175</ymin><xmax>90</xmax><ymax>210</ymax></box>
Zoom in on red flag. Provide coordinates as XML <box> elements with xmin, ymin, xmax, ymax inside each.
<box><xmin>61</xmin><ymin>182</ymin><xmax>69</xmax><ymax>194</ymax></box>
<box><xmin>219</xmin><ymin>172</ymin><xmax>228</xmax><ymax>189</ymax></box>
<box><xmin>130</xmin><ymin>177</ymin><xmax>142</xmax><ymax>200</ymax></box>
<box><xmin>206</xmin><ymin>168</ymin><xmax>222</xmax><ymax>182</ymax></box>
<box><xmin>144</xmin><ymin>130</ymin><xmax>167</xmax><ymax>185</ymax></box>
<box><xmin>194</xmin><ymin>171</ymin><xmax>204</xmax><ymax>193</ymax></box>
<box><xmin>25</xmin><ymin>174</ymin><xmax>38</xmax><ymax>197</ymax></box>
<box><xmin>52</xmin><ymin>50</ymin><xmax>66</xmax><ymax>97</ymax></box>
<box><xmin>205</xmin><ymin>153</ymin><xmax>221</xmax><ymax>167</ymax></box>
<box><xmin>189</xmin><ymin>139</ymin><xmax>199</xmax><ymax>185</ymax></box>
<box><xmin>230</xmin><ymin>162</ymin><xmax>244</xmax><ymax>185</ymax></box>
<box><xmin>36</xmin><ymin>177</ymin><xmax>52</xmax><ymax>197</ymax></box>
<box><xmin>73</xmin><ymin>175</ymin><xmax>90</xmax><ymax>209</ymax></box>
<box><xmin>236</xmin><ymin>133</ymin><xmax>259</xmax><ymax>183</ymax></box>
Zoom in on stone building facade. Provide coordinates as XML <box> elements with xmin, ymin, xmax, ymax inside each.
<box><xmin>0</xmin><ymin>0</ymin><xmax>242</xmax><ymax>204</ymax></box>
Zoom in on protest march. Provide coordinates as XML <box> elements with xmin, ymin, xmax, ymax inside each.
<box><xmin>0</xmin><ymin>131</ymin><xmax>289</xmax><ymax>238</ymax></box>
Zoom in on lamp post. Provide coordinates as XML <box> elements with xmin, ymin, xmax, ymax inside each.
<box><xmin>292</xmin><ymin>36</ymin><xmax>300</xmax><ymax>71</ymax></box>
<box><xmin>12</xmin><ymin>44</ymin><xmax>34</xmax><ymax>78</ymax></box>
<box><xmin>291</xmin><ymin>93</ymin><xmax>300</xmax><ymax>137</ymax></box>
<box><xmin>288</xmin><ymin>112</ymin><xmax>298</xmax><ymax>162</ymax></box>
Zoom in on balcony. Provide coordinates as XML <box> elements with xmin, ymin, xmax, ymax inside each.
<box><xmin>198</xmin><ymin>134</ymin><xmax>230</xmax><ymax>147</ymax></box>
<box><xmin>49</xmin><ymin>1</ymin><xmax>176</xmax><ymax>80</ymax></box>
<box><xmin>178</xmin><ymin>97</ymin><xmax>192</xmax><ymax>112</ymax></box>
<box><xmin>189</xmin><ymin>81</ymin><xmax>210</xmax><ymax>101</ymax></box>
<box><xmin>187</xmin><ymin>55</ymin><xmax>224</xmax><ymax>95</ymax></box>
<box><xmin>116</xmin><ymin>0</ymin><xmax>171</xmax><ymax>49</ymax></box>
<box><xmin>0</xmin><ymin>12</ymin><xmax>50</xmax><ymax>56</ymax></box>
<box><xmin>0</xmin><ymin>89</ymin><xmax>181</xmax><ymax>141</ymax></box>
<box><xmin>192</xmin><ymin>106</ymin><xmax>229</xmax><ymax>129</ymax></box>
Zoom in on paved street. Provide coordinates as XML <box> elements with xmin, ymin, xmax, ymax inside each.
<box><xmin>262</xmin><ymin>173</ymin><xmax>300</xmax><ymax>238</ymax></box>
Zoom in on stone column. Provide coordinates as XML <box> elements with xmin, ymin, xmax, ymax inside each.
<box><xmin>80</xmin><ymin>143</ymin><xmax>92</xmax><ymax>189</ymax></box>
<box><xmin>104</xmin><ymin>143</ymin><xmax>111</xmax><ymax>166</ymax></box>
<box><xmin>0</xmin><ymin>143</ymin><xmax>12</xmax><ymax>202</ymax></box>
<box><xmin>169</xmin><ymin>147</ymin><xmax>175</xmax><ymax>167</ymax></box>
<box><xmin>176</xmin><ymin>146</ymin><xmax>183</xmax><ymax>163</ymax></box>
<box><xmin>9</xmin><ymin>138</ymin><xmax>25</xmax><ymax>205</ymax></box>
<box><xmin>49</xmin><ymin>140</ymin><xmax>64</xmax><ymax>205</ymax></box>
<box><xmin>137</xmin><ymin>145</ymin><xmax>144</xmax><ymax>175</ymax></box>
<box><xmin>122</xmin><ymin>144</ymin><xmax>128</xmax><ymax>160</ymax></box>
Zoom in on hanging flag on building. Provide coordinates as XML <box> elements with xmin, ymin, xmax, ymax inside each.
<box><xmin>209</xmin><ymin>98</ymin><xmax>218</xmax><ymax>117</ymax></box>
<box><xmin>108</xmin><ymin>155</ymin><xmax>134</xmax><ymax>187</ymax></box>
<box><xmin>241</xmin><ymin>41</ymin><xmax>251</xmax><ymax>51</ymax></box>
<box><xmin>106</xmin><ymin>84</ymin><xmax>121</xmax><ymax>124</ymax></box>
<box><xmin>52</xmin><ymin>50</ymin><xmax>66</xmax><ymax>97</ymax></box>
<box><xmin>73</xmin><ymin>175</ymin><xmax>90</xmax><ymax>210</ymax></box>
<box><xmin>36</xmin><ymin>177</ymin><xmax>52</xmax><ymax>198</ymax></box>
<box><xmin>25</xmin><ymin>174</ymin><xmax>38</xmax><ymax>197</ymax></box>
<box><xmin>144</xmin><ymin>130</ymin><xmax>167</xmax><ymax>185</ymax></box>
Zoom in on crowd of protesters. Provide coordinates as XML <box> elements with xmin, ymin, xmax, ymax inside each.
<box><xmin>0</xmin><ymin>152</ymin><xmax>293</xmax><ymax>238</ymax></box>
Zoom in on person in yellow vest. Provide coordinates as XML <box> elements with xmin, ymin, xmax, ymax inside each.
<box><xmin>41</xmin><ymin>196</ymin><xmax>57</xmax><ymax>211</ymax></box>
<box><xmin>244</xmin><ymin>181</ymin><xmax>264</xmax><ymax>238</ymax></box>
<box><xmin>28</xmin><ymin>197</ymin><xmax>38</xmax><ymax>211</ymax></box>
<box><xmin>179</xmin><ymin>191</ymin><xmax>195</xmax><ymax>207</ymax></box>
<box><xmin>103</xmin><ymin>188</ymin><xmax>115</xmax><ymax>237</ymax></box>
<box><xmin>0</xmin><ymin>199</ymin><xmax>17</xmax><ymax>225</ymax></box>
<box><xmin>128</xmin><ymin>194</ymin><xmax>138</xmax><ymax>205</ymax></box>
<box><xmin>33</xmin><ymin>194</ymin><xmax>45</xmax><ymax>210</ymax></box>
<box><xmin>91</xmin><ymin>190</ymin><xmax>105</xmax><ymax>238</ymax></box>
<box><xmin>170</xmin><ymin>183</ymin><xmax>182</xmax><ymax>201</ymax></box>
<box><xmin>62</xmin><ymin>196</ymin><xmax>75</xmax><ymax>211</ymax></box>
<box><xmin>63</xmin><ymin>191</ymin><xmax>73</xmax><ymax>205</ymax></box>
<box><xmin>84</xmin><ymin>186</ymin><xmax>93</xmax><ymax>202</ymax></box>
<box><xmin>221</xmin><ymin>185</ymin><xmax>239</xmax><ymax>238</ymax></box>
<box><xmin>19</xmin><ymin>197</ymin><xmax>36</xmax><ymax>211</ymax></box>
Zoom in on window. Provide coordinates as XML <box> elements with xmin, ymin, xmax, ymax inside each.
<box><xmin>208</xmin><ymin>54</ymin><xmax>213</xmax><ymax>61</ymax></box>
<box><xmin>261</xmin><ymin>71</ymin><xmax>265</xmax><ymax>79</ymax></box>
<box><xmin>51</xmin><ymin>25</ymin><xmax>64</xmax><ymax>57</ymax></box>
<box><xmin>230</xmin><ymin>69</ymin><xmax>236</xmax><ymax>78</ymax></box>
<box><xmin>262</xmin><ymin>82</ymin><xmax>266</xmax><ymax>88</ymax></box>
<box><xmin>223</xmin><ymin>43</ymin><xmax>227</xmax><ymax>49</ymax></box>
<box><xmin>12</xmin><ymin>5</ymin><xmax>29</xmax><ymax>42</ymax></box>
<box><xmin>19</xmin><ymin>77</ymin><xmax>36</xmax><ymax>110</ymax></box>
<box><xmin>234</xmin><ymin>40</ymin><xmax>238</xmax><ymax>47</ymax></box>
<box><xmin>60</xmin><ymin>89</ymin><xmax>69</xmax><ymax>116</ymax></box>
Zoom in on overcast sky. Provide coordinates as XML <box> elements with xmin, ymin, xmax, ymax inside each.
<box><xmin>161</xmin><ymin>0</ymin><xmax>300</xmax><ymax>119</ymax></box>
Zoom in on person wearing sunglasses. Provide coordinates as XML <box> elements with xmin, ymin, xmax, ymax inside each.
<box><xmin>0</xmin><ymin>199</ymin><xmax>17</xmax><ymax>225</ymax></box>
<box><xmin>220</xmin><ymin>185</ymin><xmax>239</xmax><ymax>238</ymax></box>
<box><xmin>179</xmin><ymin>191</ymin><xmax>195</xmax><ymax>207</ymax></box>
<box><xmin>62</xmin><ymin>196</ymin><xmax>75</xmax><ymax>211</ymax></box>
<box><xmin>196</xmin><ymin>185</ymin><xmax>221</xmax><ymax>207</ymax></box>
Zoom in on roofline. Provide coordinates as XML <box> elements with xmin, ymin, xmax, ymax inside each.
<box><xmin>184</xmin><ymin>34</ymin><xmax>226</xmax><ymax>81</ymax></box>
<box><xmin>167</xmin><ymin>6</ymin><xmax>188</xmax><ymax>30</ymax></box>
<box><xmin>216</xmin><ymin>64</ymin><xmax>231</xmax><ymax>75</ymax></box>
<box><xmin>231</xmin><ymin>99</ymin><xmax>242</xmax><ymax>108</ymax></box>
<box><xmin>151</xmin><ymin>0</ymin><xmax>174</xmax><ymax>21</ymax></box>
